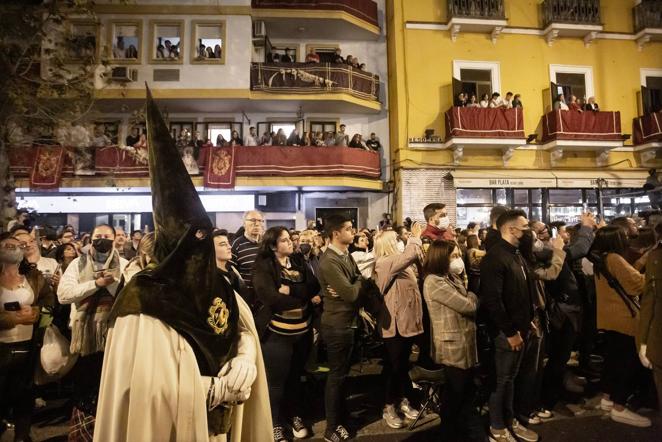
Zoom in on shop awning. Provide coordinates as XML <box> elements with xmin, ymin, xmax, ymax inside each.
<box><xmin>552</xmin><ymin>170</ymin><xmax>648</xmax><ymax>189</ymax></box>
<box><xmin>451</xmin><ymin>169</ymin><xmax>648</xmax><ymax>189</ymax></box>
<box><xmin>451</xmin><ymin>170</ymin><xmax>557</xmax><ymax>188</ymax></box>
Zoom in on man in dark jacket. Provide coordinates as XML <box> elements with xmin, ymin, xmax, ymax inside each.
<box><xmin>484</xmin><ymin>205</ymin><xmax>508</xmax><ymax>251</ymax></box>
<box><xmin>480</xmin><ymin>209</ymin><xmax>539</xmax><ymax>442</ymax></box>
<box><xmin>541</xmin><ymin>214</ymin><xmax>596</xmax><ymax>409</ymax></box>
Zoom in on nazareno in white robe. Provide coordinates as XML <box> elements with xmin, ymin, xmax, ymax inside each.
<box><xmin>93</xmin><ymin>294</ymin><xmax>272</xmax><ymax>442</ymax></box>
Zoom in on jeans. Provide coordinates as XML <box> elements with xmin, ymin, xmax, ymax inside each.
<box><xmin>262</xmin><ymin>330</ymin><xmax>312</xmax><ymax>425</ymax></box>
<box><xmin>542</xmin><ymin>318</ymin><xmax>576</xmax><ymax>409</ymax></box>
<box><xmin>0</xmin><ymin>341</ymin><xmax>35</xmax><ymax>441</ymax></box>
<box><xmin>515</xmin><ymin>330</ymin><xmax>544</xmax><ymax>417</ymax></box>
<box><xmin>601</xmin><ymin>331</ymin><xmax>640</xmax><ymax>406</ymax></box>
<box><xmin>488</xmin><ymin>332</ymin><xmax>525</xmax><ymax>429</ymax></box>
<box><xmin>321</xmin><ymin>326</ymin><xmax>355</xmax><ymax>428</ymax></box>
<box><xmin>440</xmin><ymin>366</ymin><xmax>487</xmax><ymax>442</ymax></box>
<box><xmin>382</xmin><ymin>334</ymin><xmax>416</xmax><ymax>405</ymax></box>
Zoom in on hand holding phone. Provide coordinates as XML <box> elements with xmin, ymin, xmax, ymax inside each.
<box><xmin>551</xmin><ymin>227</ymin><xmax>558</xmax><ymax>239</ymax></box>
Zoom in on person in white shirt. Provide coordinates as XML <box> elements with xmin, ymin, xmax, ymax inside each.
<box><xmin>244</xmin><ymin>126</ymin><xmax>259</xmax><ymax>146</ymax></box>
<box><xmin>479</xmin><ymin>93</ymin><xmax>490</xmax><ymax>108</ymax></box>
<box><xmin>553</xmin><ymin>94</ymin><xmax>569</xmax><ymax>111</ymax></box>
<box><xmin>502</xmin><ymin>92</ymin><xmax>514</xmax><ymax>109</ymax></box>
<box><xmin>13</xmin><ymin>231</ymin><xmax>59</xmax><ymax>284</ymax></box>
<box><xmin>350</xmin><ymin>233</ymin><xmax>375</xmax><ymax>279</ymax></box>
<box><xmin>488</xmin><ymin>92</ymin><xmax>502</xmax><ymax>108</ymax></box>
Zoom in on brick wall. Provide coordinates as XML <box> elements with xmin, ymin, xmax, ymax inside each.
<box><xmin>400</xmin><ymin>169</ymin><xmax>457</xmax><ymax>225</ymax></box>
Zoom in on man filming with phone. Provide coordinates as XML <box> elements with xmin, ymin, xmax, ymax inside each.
<box><xmin>57</xmin><ymin>224</ymin><xmax>128</xmax><ymax>439</ymax></box>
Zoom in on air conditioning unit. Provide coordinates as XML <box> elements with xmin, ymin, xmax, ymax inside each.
<box><xmin>253</xmin><ymin>20</ymin><xmax>266</xmax><ymax>38</ymax></box>
<box><xmin>110</xmin><ymin>66</ymin><xmax>137</xmax><ymax>82</ymax></box>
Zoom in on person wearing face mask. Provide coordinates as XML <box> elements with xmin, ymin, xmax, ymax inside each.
<box><xmin>423</xmin><ymin>239</ymin><xmax>487</xmax><ymax>442</ymax></box>
<box><xmin>373</xmin><ymin>223</ymin><xmax>424</xmax><ymax>429</ymax></box>
<box><xmin>0</xmin><ymin>234</ymin><xmax>54</xmax><ymax>442</ymax></box>
<box><xmin>480</xmin><ymin>210</ymin><xmax>539</xmax><ymax>442</ymax></box>
<box><xmin>57</xmin><ymin>223</ymin><xmax>128</xmax><ymax>440</ymax></box>
<box><xmin>421</xmin><ymin>203</ymin><xmax>455</xmax><ymax>241</ymax></box>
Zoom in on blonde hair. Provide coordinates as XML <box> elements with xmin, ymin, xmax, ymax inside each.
<box><xmin>137</xmin><ymin>232</ymin><xmax>155</xmax><ymax>268</ymax></box>
<box><xmin>374</xmin><ymin>231</ymin><xmax>399</xmax><ymax>259</ymax></box>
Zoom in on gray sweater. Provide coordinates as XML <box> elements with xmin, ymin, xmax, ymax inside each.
<box><xmin>319</xmin><ymin>246</ymin><xmax>364</xmax><ymax>328</ymax></box>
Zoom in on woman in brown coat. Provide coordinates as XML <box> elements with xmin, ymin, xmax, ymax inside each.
<box><xmin>373</xmin><ymin>222</ymin><xmax>424</xmax><ymax>429</ymax></box>
<box><xmin>591</xmin><ymin>226</ymin><xmax>650</xmax><ymax>428</ymax></box>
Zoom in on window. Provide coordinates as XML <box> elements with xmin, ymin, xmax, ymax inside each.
<box><xmin>256</xmin><ymin>121</ymin><xmax>302</xmax><ymax>141</ymax></box>
<box><xmin>309</xmin><ymin>121</ymin><xmax>337</xmax><ymax>135</ymax></box>
<box><xmin>149</xmin><ymin>20</ymin><xmax>183</xmax><ymax>64</ymax></box>
<box><xmin>109</xmin><ymin>20</ymin><xmax>142</xmax><ymax>64</ymax></box>
<box><xmin>549</xmin><ymin>189</ymin><xmax>582</xmax><ymax>204</ymax></box>
<box><xmin>67</xmin><ymin>20</ymin><xmax>99</xmax><ymax>62</ymax></box>
<box><xmin>191</xmin><ymin>21</ymin><xmax>226</xmax><ymax>64</ymax></box>
<box><xmin>205</xmin><ymin>122</ymin><xmax>241</xmax><ymax>146</ymax></box>
<box><xmin>645</xmin><ymin>75</ymin><xmax>662</xmax><ymax>113</ymax></box>
<box><xmin>170</xmin><ymin>122</ymin><xmax>194</xmax><ymax>141</ymax></box>
<box><xmin>549</xmin><ymin>64</ymin><xmax>594</xmax><ymax>100</ymax></box>
<box><xmin>305</xmin><ymin>44</ymin><xmax>338</xmax><ymax>63</ymax></box>
<box><xmin>459</xmin><ymin>68</ymin><xmax>492</xmax><ymax>99</ymax></box>
<box><xmin>269</xmin><ymin>44</ymin><xmax>299</xmax><ymax>63</ymax></box>
<box><xmin>453</xmin><ymin>60</ymin><xmax>501</xmax><ymax>96</ymax></box>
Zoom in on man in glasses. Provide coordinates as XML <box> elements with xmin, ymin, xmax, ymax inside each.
<box><xmin>231</xmin><ymin>210</ymin><xmax>265</xmax><ymax>309</ymax></box>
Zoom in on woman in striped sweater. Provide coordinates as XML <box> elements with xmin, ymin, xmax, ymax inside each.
<box><xmin>253</xmin><ymin>226</ymin><xmax>320</xmax><ymax>442</ymax></box>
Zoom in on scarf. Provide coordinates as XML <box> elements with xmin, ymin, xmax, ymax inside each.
<box><xmin>70</xmin><ymin>249</ymin><xmax>121</xmax><ymax>356</ymax></box>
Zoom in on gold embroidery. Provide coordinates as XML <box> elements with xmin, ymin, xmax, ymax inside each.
<box><xmin>207</xmin><ymin>297</ymin><xmax>230</xmax><ymax>335</ymax></box>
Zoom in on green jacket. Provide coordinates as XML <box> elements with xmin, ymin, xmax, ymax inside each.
<box><xmin>640</xmin><ymin>244</ymin><xmax>662</xmax><ymax>366</ymax></box>
<box><xmin>318</xmin><ymin>247</ymin><xmax>363</xmax><ymax>328</ymax></box>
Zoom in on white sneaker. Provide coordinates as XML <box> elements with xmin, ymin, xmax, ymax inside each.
<box><xmin>600</xmin><ymin>397</ymin><xmax>614</xmax><ymax>411</ymax></box>
<box><xmin>511</xmin><ymin>419</ymin><xmax>539</xmax><ymax>442</ymax></box>
<box><xmin>399</xmin><ymin>398</ymin><xmax>420</xmax><ymax>420</ymax></box>
<box><xmin>490</xmin><ymin>427</ymin><xmax>517</xmax><ymax>442</ymax></box>
<box><xmin>382</xmin><ymin>404</ymin><xmax>405</xmax><ymax>429</ymax></box>
<box><xmin>610</xmin><ymin>408</ymin><xmax>652</xmax><ymax>427</ymax></box>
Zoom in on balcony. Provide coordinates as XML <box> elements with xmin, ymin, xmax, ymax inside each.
<box><xmin>633</xmin><ymin>110</ymin><xmax>662</xmax><ymax>165</ymax></box>
<box><xmin>9</xmin><ymin>144</ymin><xmax>382</xmax><ymax>191</ymax></box>
<box><xmin>634</xmin><ymin>1</ymin><xmax>662</xmax><ymax>50</ymax></box>
<box><xmin>538</xmin><ymin>109</ymin><xmax>627</xmax><ymax>166</ymax></box>
<box><xmin>251</xmin><ymin>0</ymin><xmax>380</xmax><ymax>40</ymax></box>
<box><xmin>541</xmin><ymin>0</ymin><xmax>603</xmax><ymax>47</ymax></box>
<box><xmin>250</xmin><ymin>62</ymin><xmax>381</xmax><ymax>113</ymax></box>
<box><xmin>446</xmin><ymin>0</ymin><xmax>508</xmax><ymax>43</ymax></box>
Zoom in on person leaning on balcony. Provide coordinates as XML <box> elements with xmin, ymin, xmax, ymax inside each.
<box><xmin>314</xmin><ymin>131</ymin><xmax>326</xmax><ymax>147</ymax></box>
<box><xmin>305</xmin><ymin>48</ymin><xmax>320</xmax><ymax>63</ymax></box>
<box><xmin>260</xmin><ymin>131</ymin><xmax>272</xmax><ymax>146</ymax></box>
<box><xmin>331</xmin><ymin>47</ymin><xmax>344</xmax><ymax>64</ymax></box>
<box><xmin>454</xmin><ymin>92</ymin><xmax>467</xmax><ymax>107</ymax></box>
<box><xmin>488</xmin><ymin>92</ymin><xmax>502</xmax><ymax>108</ymax></box>
<box><xmin>479</xmin><ymin>93</ymin><xmax>489</xmax><ymax>108</ymax></box>
<box><xmin>287</xmin><ymin>128</ymin><xmax>303</xmax><ymax>146</ymax></box>
<box><xmin>335</xmin><ymin>124</ymin><xmax>349</xmax><ymax>146</ymax></box>
<box><xmin>584</xmin><ymin>96</ymin><xmax>600</xmax><ymax>112</ymax></box>
<box><xmin>502</xmin><ymin>92</ymin><xmax>514</xmax><ymax>109</ymax></box>
<box><xmin>366</xmin><ymin>133</ymin><xmax>382</xmax><ymax>151</ymax></box>
<box><xmin>229</xmin><ymin>130</ymin><xmax>243</xmax><ymax>147</ymax></box>
<box><xmin>553</xmin><ymin>94</ymin><xmax>569</xmax><ymax>111</ymax></box>
<box><xmin>245</xmin><ymin>126</ymin><xmax>258</xmax><ymax>146</ymax></box>
<box><xmin>348</xmin><ymin>134</ymin><xmax>363</xmax><ymax>149</ymax></box>
<box><xmin>274</xmin><ymin>129</ymin><xmax>287</xmax><ymax>146</ymax></box>
<box><xmin>512</xmin><ymin>94</ymin><xmax>523</xmax><ymax>109</ymax></box>
<box><xmin>568</xmin><ymin>95</ymin><xmax>583</xmax><ymax>112</ymax></box>
<box><xmin>281</xmin><ymin>49</ymin><xmax>293</xmax><ymax>63</ymax></box>
<box><xmin>466</xmin><ymin>94</ymin><xmax>479</xmax><ymax>108</ymax></box>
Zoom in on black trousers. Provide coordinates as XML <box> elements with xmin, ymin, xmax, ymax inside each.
<box><xmin>542</xmin><ymin>318</ymin><xmax>576</xmax><ymax>409</ymax></box>
<box><xmin>382</xmin><ymin>334</ymin><xmax>416</xmax><ymax>406</ymax></box>
<box><xmin>439</xmin><ymin>366</ymin><xmax>487</xmax><ymax>442</ymax></box>
<box><xmin>262</xmin><ymin>329</ymin><xmax>312</xmax><ymax>425</ymax></box>
<box><xmin>515</xmin><ymin>331</ymin><xmax>544</xmax><ymax>417</ymax></box>
<box><xmin>321</xmin><ymin>326</ymin><xmax>355</xmax><ymax>429</ymax></box>
<box><xmin>0</xmin><ymin>341</ymin><xmax>35</xmax><ymax>441</ymax></box>
<box><xmin>601</xmin><ymin>330</ymin><xmax>640</xmax><ymax>406</ymax></box>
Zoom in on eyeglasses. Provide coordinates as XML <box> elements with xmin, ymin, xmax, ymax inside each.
<box><xmin>245</xmin><ymin>218</ymin><xmax>264</xmax><ymax>224</ymax></box>
<box><xmin>278</xmin><ymin>238</ymin><xmax>292</xmax><ymax>243</ymax></box>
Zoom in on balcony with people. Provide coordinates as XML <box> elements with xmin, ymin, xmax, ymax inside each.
<box><xmin>633</xmin><ymin>80</ymin><xmax>662</xmax><ymax>165</ymax></box>
<box><xmin>541</xmin><ymin>0</ymin><xmax>603</xmax><ymax>46</ymax></box>
<box><xmin>251</xmin><ymin>0</ymin><xmax>380</xmax><ymax>40</ymax></box>
<box><xmin>7</xmin><ymin>121</ymin><xmax>384</xmax><ymax>191</ymax></box>
<box><xmin>446</xmin><ymin>0</ymin><xmax>508</xmax><ymax>42</ymax></box>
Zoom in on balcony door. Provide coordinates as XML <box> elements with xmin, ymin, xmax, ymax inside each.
<box><xmin>549</xmin><ymin>64</ymin><xmax>594</xmax><ymax>101</ymax></box>
<box><xmin>458</xmin><ymin>69</ymin><xmax>493</xmax><ymax>98</ymax></box>
<box><xmin>644</xmin><ymin>75</ymin><xmax>662</xmax><ymax>114</ymax></box>
<box><xmin>555</xmin><ymin>72</ymin><xmax>586</xmax><ymax>101</ymax></box>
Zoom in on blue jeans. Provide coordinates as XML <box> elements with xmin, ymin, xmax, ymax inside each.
<box><xmin>489</xmin><ymin>332</ymin><xmax>525</xmax><ymax>429</ymax></box>
<box><xmin>321</xmin><ymin>326</ymin><xmax>355</xmax><ymax>429</ymax></box>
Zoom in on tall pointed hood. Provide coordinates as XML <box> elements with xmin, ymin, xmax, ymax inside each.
<box><xmin>145</xmin><ymin>85</ymin><xmax>211</xmax><ymax>261</ymax></box>
<box><xmin>109</xmin><ymin>85</ymin><xmax>238</xmax><ymax>377</ymax></box>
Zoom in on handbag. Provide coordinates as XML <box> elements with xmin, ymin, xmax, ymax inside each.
<box><xmin>35</xmin><ymin>324</ymin><xmax>78</xmax><ymax>385</ymax></box>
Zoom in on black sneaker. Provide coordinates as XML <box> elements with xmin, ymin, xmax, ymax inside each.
<box><xmin>273</xmin><ymin>425</ymin><xmax>289</xmax><ymax>442</ymax></box>
<box><xmin>324</xmin><ymin>424</ymin><xmax>351</xmax><ymax>442</ymax></box>
<box><xmin>292</xmin><ymin>416</ymin><xmax>309</xmax><ymax>439</ymax></box>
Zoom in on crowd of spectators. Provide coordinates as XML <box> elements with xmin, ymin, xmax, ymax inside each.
<box><xmin>455</xmin><ymin>91</ymin><xmax>523</xmax><ymax>109</ymax></box>
<box><xmin>553</xmin><ymin>94</ymin><xmax>601</xmax><ymax>112</ymax></box>
<box><xmin>267</xmin><ymin>47</ymin><xmax>369</xmax><ymax>71</ymax></box>
<box><xmin>2</xmin><ymin>202</ymin><xmax>660</xmax><ymax>442</ymax></box>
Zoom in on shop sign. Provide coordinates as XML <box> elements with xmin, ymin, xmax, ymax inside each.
<box><xmin>454</xmin><ymin>177</ymin><xmax>556</xmax><ymax>188</ymax></box>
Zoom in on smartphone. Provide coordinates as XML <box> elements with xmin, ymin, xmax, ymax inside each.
<box><xmin>4</xmin><ymin>301</ymin><xmax>21</xmax><ymax>311</ymax></box>
<box><xmin>551</xmin><ymin>227</ymin><xmax>558</xmax><ymax>239</ymax></box>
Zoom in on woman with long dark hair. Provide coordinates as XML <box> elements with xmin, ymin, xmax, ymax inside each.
<box><xmin>253</xmin><ymin>226</ymin><xmax>320</xmax><ymax>442</ymax></box>
<box><xmin>422</xmin><ymin>239</ymin><xmax>486</xmax><ymax>442</ymax></box>
<box><xmin>590</xmin><ymin>226</ymin><xmax>650</xmax><ymax>428</ymax></box>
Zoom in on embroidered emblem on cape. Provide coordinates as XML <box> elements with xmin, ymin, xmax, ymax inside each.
<box><xmin>207</xmin><ymin>297</ymin><xmax>230</xmax><ymax>335</ymax></box>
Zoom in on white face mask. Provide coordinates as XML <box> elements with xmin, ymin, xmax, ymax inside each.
<box><xmin>449</xmin><ymin>257</ymin><xmax>465</xmax><ymax>275</ymax></box>
<box><xmin>437</xmin><ymin>216</ymin><xmax>450</xmax><ymax>229</ymax></box>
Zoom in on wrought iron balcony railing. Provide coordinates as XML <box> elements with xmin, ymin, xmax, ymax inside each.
<box><xmin>634</xmin><ymin>0</ymin><xmax>662</xmax><ymax>32</ymax></box>
<box><xmin>447</xmin><ymin>0</ymin><xmax>505</xmax><ymax>20</ymax></box>
<box><xmin>542</xmin><ymin>0</ymin><xmax>601</xmax><ymax>27</ymax></box>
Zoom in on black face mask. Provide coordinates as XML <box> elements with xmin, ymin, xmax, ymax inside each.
<box><xmin>299</xmin><ymin>243</ymin><xmax>312</xmax><ymax>255</ymax></box>
<box><xmin>518</xmin><ymin>230</ymin><xmax>534</xmax><ymax>262</ymax></box>
<box><xmin>93</xmin><ymin>238</ymin><xmax>114</xmax><ymax>254</ymax></box>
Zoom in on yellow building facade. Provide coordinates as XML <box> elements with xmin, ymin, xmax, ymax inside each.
<box><xmin>387</xmin><ymin>0</ymin><xmax>662</xmax><ymax>226</ymax></box>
